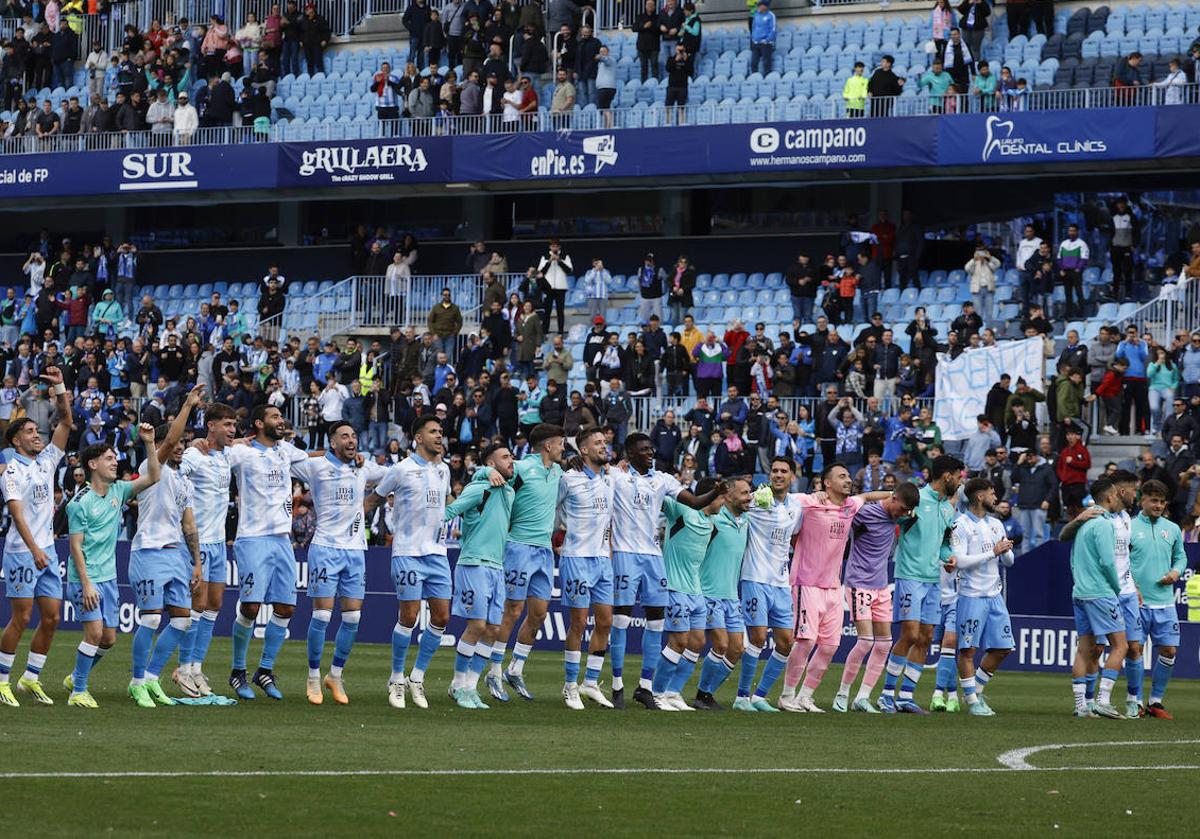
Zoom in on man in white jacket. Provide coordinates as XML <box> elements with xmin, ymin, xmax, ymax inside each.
<box><xmin>173</xmin><ymin>92</ymin><xmax>199</xmax><ymax>145</ymax></box>
<box><xmin>536</xmin><ymin>238</ymin><xmax>573</xmax><ymax>335</ymax></box>
<box><xmin>964</xmin><ymin>246</ymin><xmax>1000</xmax><ymax>321</ymax></box>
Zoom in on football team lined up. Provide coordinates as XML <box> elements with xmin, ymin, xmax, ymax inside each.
<box><xmin>0</xmin><ymin>395</ymin><xmax>1187</xmax><ymax>718</ymax></box>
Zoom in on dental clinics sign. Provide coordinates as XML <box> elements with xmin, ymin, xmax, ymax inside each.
<box><xmin>939</xmin><ymin>106</ymin><xmax>1157</xmax><ymax>166</ymax></box>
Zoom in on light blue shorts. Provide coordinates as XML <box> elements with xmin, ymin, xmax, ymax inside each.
<box><xmin>391</xmin><ymin>553</ymin><xmax>452</xmax><ymax>602</ymax></box>
<box><xmin>200</xmin><ymin>542</ymin><xmax>228</xmax><ymax>584</ymax></box>
<box><xmin>613</xmin><ymin>550</ymin><xmax>668</xmax><ymax>608</ymax></box>
<box><xmin>1140</xmin><ymin>605</ymin><xmax>1181</xmax><ymax>647</ymax></box>
<box><xmin>559</xmin><ymin>555</ymin><xmax>613</xmax><ymax>609</ymax></box>
<box><xmin>308</xmin><ymin>544</ymin><xmax>366</xmax><ymax>600</ymax></box>
<box><xmin>503</xmin><ymin>542</ymin><xmax>554</xmax><ymax>601</ymax></box>
<box><xmin>956</xmin><ymin>594</ymin><xmax>1014</xmax><ymax>651</ymax></box>
<box><xmin>129</xmin><ymin>546</ymin><xmax>191</xmax><ymax>610</ymax></box>
<box><xmin>741</xmin><ymin>580</ymin><xmax>794</xmax><ymax>629</ymax></box>
<box><xmin>68</xmin><ymin>578</ymin><xmax>120</xmax><ymax>627</ymax></box>
<box><xmin>667</xmin><ymin>590</ymin><xmax>707</xmax><ymax>632</ymax></box>
<box><xmin>452</xmin><ymin>564</ymin><xmax>505</xmax><ymax>625</ymax></box>
<box><xmin>933</xmin><ymin>600</ymin><xmax>957</xmax><ymax>645</ymax></box>
<box><xmin>894</xmin><ymin>578</ymin><xmax>941</xmax><ymax>625</ymax></box>
<box><xmin>705</xmin><ymin>597</ymin><xmax>745</xmax><ymax>633</ymax></box>
<box><xmin>1119</xmin><ymin>591</ymin><xmax>1145</xmax><ymax>643</ymax></box>
<box><xmin>233</xmin><ymin>534</ymin><xmax>297</xmax><ymax>606</ymax></box>
<box><xmin>3</xmin><ymin>547</ymin><xmax>62</xmax><ymax>600</ymax></box>
<box><xmin>1073</xmin><ymin>596</ymin><xmax>1124</xmax><ymax>638</ymax></box>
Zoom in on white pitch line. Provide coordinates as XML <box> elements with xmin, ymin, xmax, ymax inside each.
<box><xmin>2</xmin><ymin>765</ymin><xmax>1200</xmax><ymax>780</ymax></box>
<box><xmin>997</xmin><ymin>739</ymin><xmax>1200</xmax><ymax>771</ymax></box>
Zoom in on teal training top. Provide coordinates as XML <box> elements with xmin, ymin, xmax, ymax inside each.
<box><xmin>662</xmin><ymin>497</ymin><xmax>713</xmax><ymax>596</ymax></box>
<box><xmin>445</xmin><ymin>470</ymin><xmax>515</xmax><ymax>569</ymax></box>
<box><xmin>701</xmin><ymin>506</ymin><xmax>749</xmax><ymax>600</ymax></box>
<box><xmin>481</xmin><ymin>455</ymin><xmax>563</xmax><ymax>547</ymax></box>
<box><xmin>894</xmin><ymin>484</ymin><xmax>955</xmax><ymax>583</ymax></box>
<box><xmin>1130</xmin><ymin>511</ymin><xmax>1187</xmax><ymax>607</ymax></box>
<box><xmin>1070</xmin><ymin>515</ymin><xmax>1121</xmax><ymax>600</ymax></box>
<box><xmin>67</xmin><ymin>480</ymin><xmax>134</xmax><ymax>584</ymax></box>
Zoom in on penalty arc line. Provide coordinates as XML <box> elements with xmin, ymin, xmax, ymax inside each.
<box><xmin>2</xmin><ymin>765</ymin><xmax>1200</xmax><ymax>780</ymax></box>
<box><xmin>997</xmin><ymin>739</ymin><xmax>1200</xmax><ymax>771</ymax></box>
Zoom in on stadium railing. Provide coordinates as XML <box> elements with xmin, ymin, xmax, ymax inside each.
<box><xmin>6</xmin><ymin>82</ymin><xmax>1195</xmax><ymax>157</ymax></box>
<box><xmin>1117</xmin><ymin>274</ymin><xmax>1200</xmax><ymax>347</ymax></box>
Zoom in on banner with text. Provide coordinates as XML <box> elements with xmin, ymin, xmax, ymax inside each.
<box><xmin>937</xmin><ymin>106</ymin><xmax>1158</xmax><ymax>166</ymax></box>
<box><xmin>276</xmin><ymin>135</ymin><xmax>453</xmax><ymax>187</ymax></box>
<box><xmin>934</xmin><ymin>337</ymin><xmax>1044</xmax><ymax>440</ymax></box>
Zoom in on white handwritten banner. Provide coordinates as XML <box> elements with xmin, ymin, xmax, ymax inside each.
<box><xmin>934</xmin><ymin>337</ymin><xmax>1043</xmax><ymax>440</ymax></box>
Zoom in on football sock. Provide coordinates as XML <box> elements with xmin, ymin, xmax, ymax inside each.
<box><xmin>858</xmin><ymin>637</ymin><xmax>891</xmax><ymax>698</ymax></box>
<box><xmin>411</xmin><ymin>623</ymin><xmax>445</xmax><ymax>682</ymax></box>
<box><xmin>935</xmin><ymin>650</ymin><xmax>957</xmax><ymax>692</ymax></box>
<box><xmin>147</xmin><ymin>616</ymin><xmax>191</xmax><ymax>680</ymax></box>
<box><xmin>192</xmin><ymin>610</ymin><xmax>218</xmax><ymax>668</ymax></box>
<box><xmin>231</xmin><ymin>612</ymin><xmax>254</xmax><ymax>671</ymax></box>
<box><xmin>668</xmin><ymin>649</ymin><xmax>700</xmax><ymax>695</ymax></box>
<box><xmin>882</xmin><ymin>651</ymin><xmax>906</xmax><ymax>696</ymax></box>
<box><xmin>509</xmin><ymin>641</ymin><xmax>532</xmax><ymax>676</ymax></box>
<box><xmin>467</xmin><ymin>640</ymin><xmax>491</xmax><ymax>690</ymax></box>
<box><xmin>784</xmin><ymin>637</ymin><xmax>815</xmax><ymax>691</ymax></box>
<box><xmin>1124</xmin><ymin>657</ymin><xmax>1144</xmax><ymax>701</ymax></box>
<box><xmin>21</xmin><ymin>651</ymin><xmax>45</xmax><ymax>682</ymax></box>
<box><xmin>753</xmin><ymin>650</ymin><xmax>788</xmax><ymax>699</ymax></box>
<box><xmin>1072</xmin><ymin>676</ymin><xmax>1088</xmax><ymax>712</ymax></box>
<box><xmin>698</xmin><ymin>650</ymin><xmax>734</xmax><ymax>694</ymax></box>
<box><xmin>1098</xmin><ymin>667</ymin><xmax>1118</xmax><ymax>705</ymax></box>
<box><xmin>898</xmin><ymin>661</ymin><xmax>923</xmax><ymax>702</ymax></box>
<box><xmin>584</xmin><ymin>649</ymin><xmax>606</xmax><ymax>686</ymax></box>
<box><xmin>652</xmin><ymin>646</ymin><xmax>681</xmax><ymax>694</ymax></box>
<box><xmin>1149</xmin><ymin>654</ymin><xmax>1175</xmax><ymax>705</ymax></box>
<box><xmin>738</xmin><ymin>643</ymin><xmax>763</xmax><ymax>697</ymax></box>
<box><xmin>976</xmin><ymin>668</ymin><xmax>993</xmax><ymax>695</ymax></box>
<box><xmin>639</xmin><ymin>618</ymin><xmax>665</xmax><ymax>690</ymax></box>
<box><xmin>72</xmin><ymin>641</ymin><xmax>97</xmax><ymax>693</ymax></box>
<box><xmin>610</xmin><ymin>613</ymin><xmax>630</xmax><ymax>690</ymax></box>
<box><xmin>452</xmin><ymin>638</ymin><xmax>473</xmax><ymax>690</ymax></box>
<box><xmin>564</xmin><ymin>649</ymin><xmax>581</xmax><ymax>684</ymax></box>
<box><xmin>307</xmin><ymin>609</ymin><xmax>332</xmax><ymax>675</ymax></box>
<box><xmin>0</xmin><ymin>650</ymin><xmax>13</xmax><ymax>683</ymax></box>
<box><xmin>330</xmin><ymin>610</ymin><xmax>359</xmax><ymax>678</ymax></box>
<box><xmin>962</xmin><ymin>675</ymin><xmax>978</xmax><ymax>704</ymax></box>
<box><xmin>177</xmin><ymin>610</ymin><xmax>201</xmax><ymax>666</ymax></box>
<box><xmin>391</xmin><ymin>622</ymin><xmax>414</xmax><ymax>682</ymax></box>
<box><xmin>258</xmin><ymin>615</ymin><xmax>289</xmax><ymax>671</ymax></box>
<box><xmin>1084</xmin><ymin>671</ymin><xmax>1098</xmax><ymax>700</ymax></box>
<box><xmin>132</xmin><ymin>613</ymin><xmax>161</xmax><ymax>681</ymax></box>
<box><xmin>801</xmin><ymin>644</ymin><xmax>837</xmax><ymax>692</ymax></box>
<box><xmin>838</xmin><ymin>636</ymin><xmax>873</xmax><ymax>695</ymax></box>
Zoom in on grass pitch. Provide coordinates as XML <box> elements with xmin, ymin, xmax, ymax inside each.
<box><xmin>2</xmin><ymin>632</ymin><xmax>1197</xmax><ymax>837</ymax></box>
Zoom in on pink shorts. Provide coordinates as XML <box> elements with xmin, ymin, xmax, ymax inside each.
<box><xmin>794</xmin><ymin>585</ymin><xmax>844</xmax><ymax>645</ymax></box>
<box><xmin>845</xmin><ymin>586</ymin><xmax>892</xmax><ymax>624</ymax></box>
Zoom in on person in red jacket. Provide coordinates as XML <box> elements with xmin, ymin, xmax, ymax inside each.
<box><xmin>1094</xmin><ymin>357</ymin><xmax>1129</xmax><ymax>435</ymax></box>
<box><xmin>723</xmin><ymin>319</ymin><xmax>749</xmax><ymax>388</ymax></box>
<box><xmin>54</xmin><ymin>285</ymin><xmax>90</xmax><ymax>343</ymax></box>
<box><xmin>870</xmin><ymin>209</ymin><xmax>897</xmax><ymax>277</ymax></box>
<box><xmin>1055</xmin><ymin>423</ymin><xmax>1091</xmax><ymax>519</ymax></box>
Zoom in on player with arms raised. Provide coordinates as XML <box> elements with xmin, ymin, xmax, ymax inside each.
<box><xmin>556</xmin><ymin>425</ymin><xmax>616</xmax><ymax>709</ymax></box>
<box><xmin>364</xmin><ymin>415</ymin><xmax>452</xmax><ymax>709</ymax></box>
<box><xmin>736</xmin><ymin>456</ymin><xmax>803</xmax><ymax>713</ymax></box>
<box><xmin>295</xmin><ymin>420</ymin><xmax>389</xmax><ymax>705</ymax></box>
<box><xmin>127</xmin><ymin>387</ymin><xmax>205</xmax><ymax>708</ymax></box>
<box><xmin>0</xmin><ymin>366</ymin><xmax>71</xmax><ymax>707</ymax></box>
<box><xmin>608</xmin><ymin>433</ymin><xmax>725</xmax><ymax>710</ymax></box>
<box><xmin>65</xmin><ymin>425</ymin><xmax>161</xmax><ymax>707</ymax></box>
<box><xmin>225</xmin><ymin>405</ymin><xmax>312</xmax><ymax>701</ymax></box>
<box><xmin>173</xmin><ymin>402</ymin><xmax>238</xmax><ymax>698</ymax></box>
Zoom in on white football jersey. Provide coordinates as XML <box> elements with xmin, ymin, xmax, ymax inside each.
<box><xmin>1110</xmin><ymin>510</ymin><xmax>1136</xmax><ymax>596</ymax></box>
<box><xmin>2</xmin><ymin>442</ymin><xmax>63</xmax><ymax>553</ymax></box>
<box><xmin>131</xmin><ymin>465</ymin><xmax>194</xmax><ymax>551</ymax></box>
<box><xmin>373</xmin><ymin>454</ymin><xmax>451</xmax><ymax>557</ymax></box>
<box><xmin>610</xmin><ymin>468</ymin><xmax>683</xmax><ymax>556</ymax></box>
<box><xmin>178</xmin><ymin>446</ymin><xmax>232</xmax><ymax>544</ymax></box>
<box><xmin>292</xmin><ymin>454</ymin><xmax>389</xmax><ymax>550</ymax></box>
<box><xmin>741</xmin><ymin>492</ymin><xmax>803</xmax><ymax>587</ymax></box>
<box><xmin>950</xmin><ymin>512</ymin><xmax>1014</xmax><ymax>598</ymax></box>
<box><xmin>225</xmin><ymin>440</ymin><xmax>309</xmax><ymax>539</ymax></box>
<box><xmin>557</xmin><ymin>467</ymin><xmax>614</xmax><ymax>558</ymax></box>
